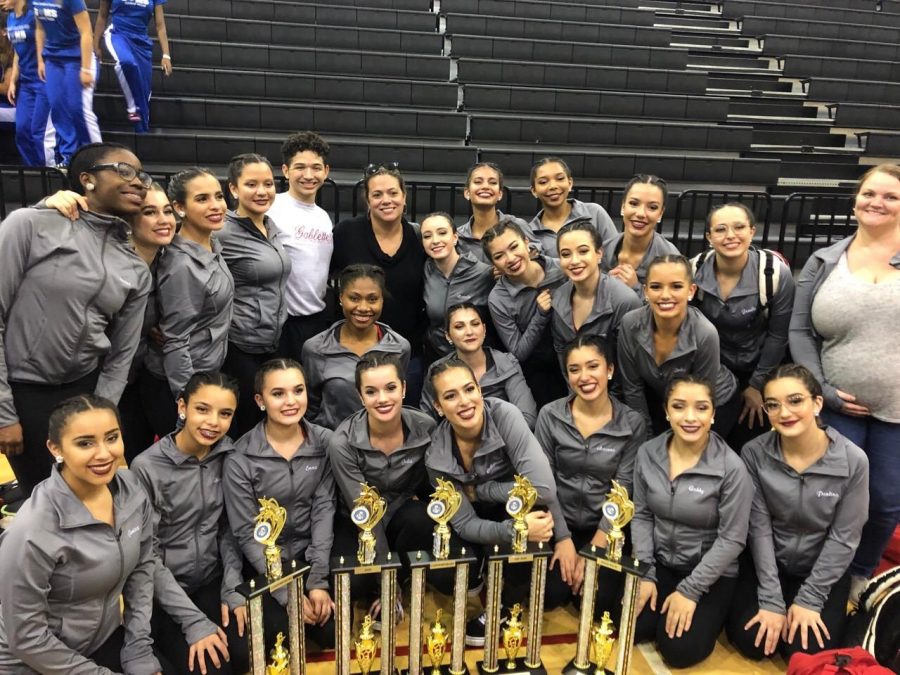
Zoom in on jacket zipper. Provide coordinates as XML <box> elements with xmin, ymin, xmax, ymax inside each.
<box><xmin>91</xmin><ymin>525</ymin><xmax>125</xmax><ymax>649</ymax></box>
<box><xmin>68</xmin><ymin>225</ymin><xmax>111</xmax><ymax>380</ymax></box>
<box><xmin>194</xmin><ymin>464</ymin><xmax>205</xmax><ymax>584</ymax></box>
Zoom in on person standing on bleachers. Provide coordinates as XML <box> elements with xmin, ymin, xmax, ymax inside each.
<box><xmin>269</xmin><ymin>132</ymin><xmax>336</xmax><ymax>361</ymax></box>
<box><xmin>93</xmin><ymin>0</ymin><xmax>172</xmax><ymax>133</ymax></box>
<box><xmin>789</xmin><ymin>163</ymin><xmax>900</xmax><ymax>605</ymax></box>
<box><xmin>331</xmin><ymin>163</ymin><xmax>427</xmax><ymax>405</ymax></box>
<box><xmin>527</xmin><ymin>156</ymin><xmax>617</xmax><ymax>256</ymax></box>
<box><xmin>4</xmin><ymin>0</ymin><xmax>55</xmax><ymax>166</ymax></box>
<box><xmin>219</xmin><ymin>153</ymin><xmax>292</xmax><ymax>439</ymax></box>
<box><xmin>458</xmin><ymin>161</ymin><xmax>536</xmax><ymax>262</ymax></box>
<box><xmin>600</xmin><ymin>174</ymin><xmax>679</xmax><ymax>296</ymax></box>
<box><xmin>691</xmin><ymin>202</ymin><xmax>795</xmax><ymax>452</ymax></box>
<box><xmin>32</xmin><ymin>0</ymin><xmax>101</xmax><ymax>167</ymax></box>
<box><xmin>0</xmin><ymin>142</ymin><xmax>151</xmax><ymax>497</ymax></box>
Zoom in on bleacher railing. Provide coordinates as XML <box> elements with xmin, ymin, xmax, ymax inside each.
<box><xmin>0</xmin><ymin>165</ymin><xmax>856</xmax><ymax>270</ymax></box>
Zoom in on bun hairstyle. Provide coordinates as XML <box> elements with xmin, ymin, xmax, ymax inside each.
<box><xmin>466</xmin><ymin>161</ymin><xmax>505</xmax><ymax>190</ymax></box>
<box><xmin>480</xmin><ymin>215</ymin><xmax>530</xmax><ymax>259</ymax></box>
<box><xmin>337</xmin><ymin>263</ymin><xmax>387</xmax><ymax>296</ymax></box>
<box><xmin>254</xmin><ymin>358</ymin><xmax>306</xmax><ymax>395</ymax></box>
<box><xmin>48</xmin><ymin>394</ymin><xmax>120</xmax><ymax>446</ymax></box>
<box><xmin>428</xmin><ymin>356</ymin><xmax>477</xmax><ymax>389</ymax></box>
<box><xmin>422</xmin><ymin>211</ymin><xmax>457</xmax><ymax>233</ymax></box>
<box><xmin>354</xmin><ymin>352</ymin><xmax>406</xmax><ymax>390</ymax></box>
<box><xmin>179</xmin><ymin>371</ymin><xmax>240</xmax><ymax>405</ymax></box>
<box><xmin>664</xmin><ymin>373</ymin><xmax>716</xmax><ymax>409</ymax></box>
<box><xmin>227</xmin><ymin>153</ymin><xmax>273</xmax><ymax>186</ymax></box>
<box><xmin>762</xmin><ymin>363</ymin><xmax>823</xmax><ymax>400</ymax></box>
<box><xmin>623</xmin><ymin>173</ymin><xmax>669</xmax><ymax>205</ymax></box>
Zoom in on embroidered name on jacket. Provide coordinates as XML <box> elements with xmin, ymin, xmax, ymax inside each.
<box><xmin>688</xmin><ymin>485</ymin><xmax>705</xmax><ymax>495</ymax></box>
<box><xmin>817</xmin><ymin>490</ymin><xmax>839</xmax><ymax>499</ymax></box>
<box><xmin>305</xmin><ymin>464</ymin><xmax>318</xmax><ymax>472</ymax></box>
<box><xmin>127</xmin><ymin>526</ymin><xmax>141</xmax><ymax>537</ymax></box>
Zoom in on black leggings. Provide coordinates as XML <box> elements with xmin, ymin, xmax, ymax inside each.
<box><xmin>8</xmin><ymin>370</ymin><xmax>99</xmax><ymax>497</ymax></box>
<box><xmin>222</xmin><ymin>343</ymin><xmax>273</xmax><ymax>440</ymax></box>
<box><xmin>725</xmin><ymin>556</ymin><xmax>851</xmax><ymax>661</ymax></box>
<box><xmin>119</xmin><ymin>366</ymin><xmax>159</xmax><ymax>464</ymax></box>
<box><xmin>151</xmin><ymin>574</ymin><xmax>250</xmax><ymax>675</ymax></box>
<box><xmin>634</xmin><ymin>562</ymin><xmax>737</xmax><ymax>669</ymax></box>
<box><xmin>140</xmin><ymin>370</ymin><xmax>178</xmax><ymax>440</ymax></box>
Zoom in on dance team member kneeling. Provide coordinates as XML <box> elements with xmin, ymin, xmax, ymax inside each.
<box><xmin>131</xmin><ymin>372</ymin><xmax>247</xmax><ymax>674</ymax></box>
<box><xmin>631</xmin><ymin>375</ymin><xmax>753</xmax><ymax>668</ymax></box>
<box><xmin>726</xmin><ymin>364</ymin><xmax>869</xmax><ymax>661</ymax></box>
<box><xmin>0</xmin><ymin>395</ymin><xmax>161</xmax><ymax>674</ymax></box>
<box><xmin>224</xmin><ymin>359</ymin><xmax>336</xmax><ymax>649</ymax></box>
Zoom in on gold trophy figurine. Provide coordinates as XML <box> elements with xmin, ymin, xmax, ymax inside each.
<box><xmin>351</xmin><ymin>483</ymin><xmax>387</xmax><ymax>565</ymax></box>
<box><xmin>502</xmin><ymin>603</ymin><xmax>526</xmax><ymax>669</ymax></box>
<box><xmin>601</xmin><ymin>481</ymin><xmax>634</xmax><ymax>564</ymax></box>
<box><xmin>253</xmin><ymin>497</ymin><xmax>288</xmax><ymax>582</ymax></box>
<box><xmin>265</xmin><ymin>632</ymin><xmax>290</xmax><ymax>675</ymax></box>
<box><xmin>427</xmin><ymin>478</ymin><xmax>462</xmax><ymax>560</ymax></box>
<box><xmin>355</xmin><ymin>614</ymin><xmax>377</xmax><ymax>675</ymax></box>
<box><xmin>425</xmin><ymin>609</ymin><xmax>450</xmax><ymax>675</ymax></box>
<box><xmin>505</xmin><ymin>475</ymin><xmax>539</xmax><ymax>554</ymax></box>
<box><xmin>590</xmin><ymin>612</ymin><xmax>616</xmax><ymax>675</ymax></box>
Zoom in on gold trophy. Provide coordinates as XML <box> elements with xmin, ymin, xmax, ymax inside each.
<box><xmin>355</xmin><ymin>615</ymin><xmax>377</xmax><ymax>675</ymax></box>
<box><xmin>502</xmin><ymin>604</ymin><xmax>525</xmax><ymax>670</ymax></box>
<box><xmin>505</xmin><ymin>475</ymin><xmax>538</xmax><ymax>554</ymax></box>
<box><xmin>428</xmin><ymin>478</ymin><xmax>462</xmax><ymax>560</ymax></box>
<box><xmin>237</xmin><ymin>498</ymin><xmax>311</xmax><ymax>675</ymax></box>
<box><xmin>564</xmin><ymin>480</ymin><xmax>648</xmax><ymax>675</ymax></box>
<box><xmin>266</xmin><ymin>633</ymin><xmax>290</xmax><ymax>675</ymax></box>
<box><xmin>589</xmin><ymin>613</ymin><xmax>615</xmax><ymax>675</ymax></box>
<box><xmin>254</xmin><ymin>497</ymin><xmax>288</xmax><ymax>581</ymax></box>
<box><xmin>477</xmin><ymin>476</ymin><xmax>549</xmax><ymax>675</ymax></box>
<box><xmin>425</xmin><ymin>609</ymin><xmax>450</xmax><ymax>675</ymax></box>
<box><xmin>353</xmin><ymin>483</ymin><xmax>387</xmax><ymax>565</ymax></box>
<box><xmin>333</xmin><ymin>483</ymin><xmax>401</xmax><ymax>675</ymax></box>
<box><xmin>405</xmin><ymin>478</ymin><xmax>475</xmax><ymax>675</ymax></box>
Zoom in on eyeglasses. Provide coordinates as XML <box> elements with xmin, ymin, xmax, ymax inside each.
<box><xmin>364</xmin><ymin>161</ymin><xmax>400</xmax><ymax>176</ymax></box>
<box><xmin>763</xmin><ymin>394</ymin><xmax>811</xmax><ymax>414</ymax></box>
<box><xmin>709</xmin><ymin>222</ymin><xmax>751</xmax><ymax>238</ymax></box>
<box><xmin>89</xmin><ymin>162</ymin><xmax>153</xmax><ymax>188</ymax></box>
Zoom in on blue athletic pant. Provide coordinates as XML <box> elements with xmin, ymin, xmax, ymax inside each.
<box><xmin>104</xmin><ymin>28</ymin><xmax>153</xmax><ymax>133</ymax></box>
<box><xmin>14</xmin><ymin>80</ymin><xmax>55</xmax><ymax>166</ymax></box>
<box><xmin>44</xmin><ymin>56</ymin><xmax>102</xmax><ymax>165</ymax></box>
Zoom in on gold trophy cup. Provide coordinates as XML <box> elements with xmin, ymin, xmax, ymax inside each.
<box><xmin>266</xmin><ymin>632</ymin><xmax>290</xmax><ymax>675</ymax></box>
<box><xmin>590</xmin><ymin>613</ymin><xmax>615</xmax><ymax>675</ymax></box>
<box><xmin>601</xmin><ymin>482</ymin><xmax>634</xmax><ymax>564</ymax></box>
<box><xmin>254</xmin><ymin>497</ymin><xmax>288</xmax><ymax>581</ymax></box>
<box><xmin>428</xmin><ymin>478</ymin><xmax>463</xmax><ymax>560</ymax></box>
<box><xmin>505</xmin><ymin>475</ymin><xmax>538</xmax><ymax>554</ymax></box>
<box><xmin>355</xmin><ymin>614</ymin><xmax>378</xmax><ymax>675</ymax></box>
<box><xmin>352</xmin><ymin>483</ymin><xmax>387</xmax><ymax>565</ymax></box>
<box><xmin>426</xmin><ymin>609</ymin><xmax>450</xmax><ymax>675</ymax></box>
<box><xmin>502</xmin><ymin>604</ymin><xmax>525</xmax><ymax>670</ymax></box>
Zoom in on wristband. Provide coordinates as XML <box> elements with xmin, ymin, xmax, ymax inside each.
<box><xmin>162</xmin><ymin>54</ymin><xmax>171</xmax><ymax>60</ymax></box>
<box><xmin>80</xmin><ymin>67</ymin><xmax>93</xmax><ymax>74</ymax></box>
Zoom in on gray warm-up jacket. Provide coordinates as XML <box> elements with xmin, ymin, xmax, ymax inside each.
<box><xmin>420</xmin><ymin>348</ymin><xmax>537</xmax><ymax>428</ymax></box>
<box><xmin>742</xmin><ymin>427</ymin><xmax>869</xmax><ymax>614</ymax></box>
<box><xmin>600</xmin><ymin>231</ymin><xmax>680</xmax><ymax>295</ymax></box>
<box><xmin>527</xmin><ymin>199</ymin><xmax>618</xmax><ymax>257</ymax></box>
<box><xmin>488</xmin><ymin>255</ymin><xmax>567</xmax><ymax>361</ymax></box>
<box><xmin>0</xmin><ymin>208</ymin><xmax>151</xmax><ymax>426</ymax></box>
<box><xmin>0</xmin><ymin>468</ymin><xmax>161</xmax><ymax>675</ymax></box>
<box><xmin>425</xmin><ymin>398</ymin><xmax>558</xmax><ymax>545</ymax></box>
<box><xmin>631</xmin><ymin>431</ymin><xmax>753</xmax><ymax>602</ymax></box>
<box><xmin>130</xmin><ymin>434</ymin><xmax>244</xmax><ymax>643</ymax></box>
<box><xmin>550</xmin><ymin>272</ymin><xmax>642</xmax><ymax>356</ymax></box>
<box><xmin>223</xmin><ymin>419</ymin><xmax>335</xmax><ymax>591</ymax></box>
<box><xmin>693</xmin><ymin>248</ymin><xmax>795</xmax><ymax>389</ymax></box>
<box><xmin>217</xmin><ymin>211</ymin><xmax>292</xmax><ymax>354</ymax></box>
<box><xmin>301</xmin><ymin>320</ymin><xmax>411</xmax><ymax>430</ymax></box>
<box><xmin>144</xmin><ymin>235</ymin><xmax>235</xmax><ymax>399</ymax></box>
<box><xmin>327</xmin><ymin>407</ymin><xmax>435</xmax><ymax>553</ymax></box>
<box><xmin>535</xmin><ymin>395</ymin><xmax>647</xmax><ymax>540</ymax></box>
<box><xmin>617</xmin><ymin>305</ymin><xmax>738</xmax><ymax>430</ymax></box>
<box><xmin>789</xmin><ymin>235</ymin><xmax>900</xmax><ymax>411</ymax></box>
<box><xmin>423</xmin><ymin>252</ymin><xmax>494</xmax><ymax>357</ymax></box>
<box><xmin>457</xmin><ymin>211</ymin><xmax>537</xmax><ymax>263</ymax></box>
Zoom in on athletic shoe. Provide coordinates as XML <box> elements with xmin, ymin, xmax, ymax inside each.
<box><xmin>127</xmin><ymin>112</ymin><xmax>141</xmax><ymax>123</ymax></box>
<box><xmin>465</xmin><ymin>608</ymin><xmax>509</xmax><ymax>647</ymax></box>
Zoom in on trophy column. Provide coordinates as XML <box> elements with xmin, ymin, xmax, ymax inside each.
<box><xmin>563</xmin><ymin>481</ymin><xmax>648</xmax><ymax>675</ymax></box>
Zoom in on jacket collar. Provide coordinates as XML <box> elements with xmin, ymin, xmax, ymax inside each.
<box><xmin>633</xmin><ymin>305</ymin><xmax>704</xmax><ymax>361</ymax></box>
<box><xmin>49</xmin><ymin>467</ymin><xmax>142</xmax><ymax>530</ymax></box>
<box><xmin>496</xmin><ymin>255</ymin><xmax>565</xmax><ymax>299</ymax></box>
<box><xmin>549</xmin><ymin>395</ymin><xmax>638</xmax><ymax>438</ymax></box>
<box><xmin>317</xmin><ymin>320</ymin><xmax>406</xmax><ymax>357</ymax></box>
<box><xmin>645</xmin><ymin>430</ymin><xmax>731</xmax><ymax>479</ymax></box>
<box><xmin>694</xmin><ymin>248</ymin><xmax>760</xmax><ymax>300</ymax></box>
<box><xmin>224</xmin><ymin>209</ymin><xmax>278</xmax><ymax>242</ymax></box>
<box><xmin>553</xmin><ymin>273</ymin><xmax>616</xmax><ymax>325</ymax></box>
<box><xmin>157</xmin><ymin>432</ymin><xmax>233</xmax><ymax>466</ymax></box>
<box><xmin>167</xmin><ymin>233</ymin><xmax>223</xmax><ymax>263</ymax></box>
<box><xmin>765</xmin><ymin>426</ymin><xmax>851</xmax><ymax>478</ymax></box>
<box><xmin>344</xmin><ymin>407</ymin><xmax>433</xmax><ymax>452</ymax></box>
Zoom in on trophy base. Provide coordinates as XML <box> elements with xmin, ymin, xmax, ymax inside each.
<box><xmin>561</xmin><ymin>658</ymin><xmax>612</xmax><ymax>675</ymax></box>
<box><xmin>476</xmin><ymin>658</ymin><xmax>547</xmax><ymax>675</ymax></box>
<box><xmin>403</xmin><ymin>665</ymin><xmax>469</xmax><ymax>675</ymax></box>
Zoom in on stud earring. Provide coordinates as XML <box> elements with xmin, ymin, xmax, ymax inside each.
<box><xmin>179</xmin><ymin>412</ymin><xmax>186</xmax><ymax>421</ymax></box>
<box><xmin>608</xmin><ymin>374</ymin><xmax>613</xmax><ymax>380</ymax></box>
<box><xmin>259</xmin><ymin>405</ymin><xmax>266</xmax><ymax>411</ymax></box>
<box><xmin>177</xmin><ymin>211</ymin><xmax>185</xmax><ymax>218</ymax></box>
<box><xmin>55</xmin><ymin>455</ymin><xmax>64</xmax><ymax>465</ymax></box>
<box><xmin>85</xmin><ymin>183</ymin><xmax>95</xmax><ymax>191</ymax></box>
<box><xmin>665</xmin><ymin>415</ymin><xmax>670</xmax><ymax>421</ymax></box>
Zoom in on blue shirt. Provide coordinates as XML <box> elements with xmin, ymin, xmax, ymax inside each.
<box><xmin>32</xmin><ymin>0</ymin><xmax>87</xmax><ymax>60</ymax></box>
<box><xmin>109</xmin><ymin>0</ymin><xmax>164</xmax><ymax>37</ymax></box>
<box><xmin>6</xmin><ymin>9</ymin><xmax>40</xmax><ymax>83</ymax></box>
